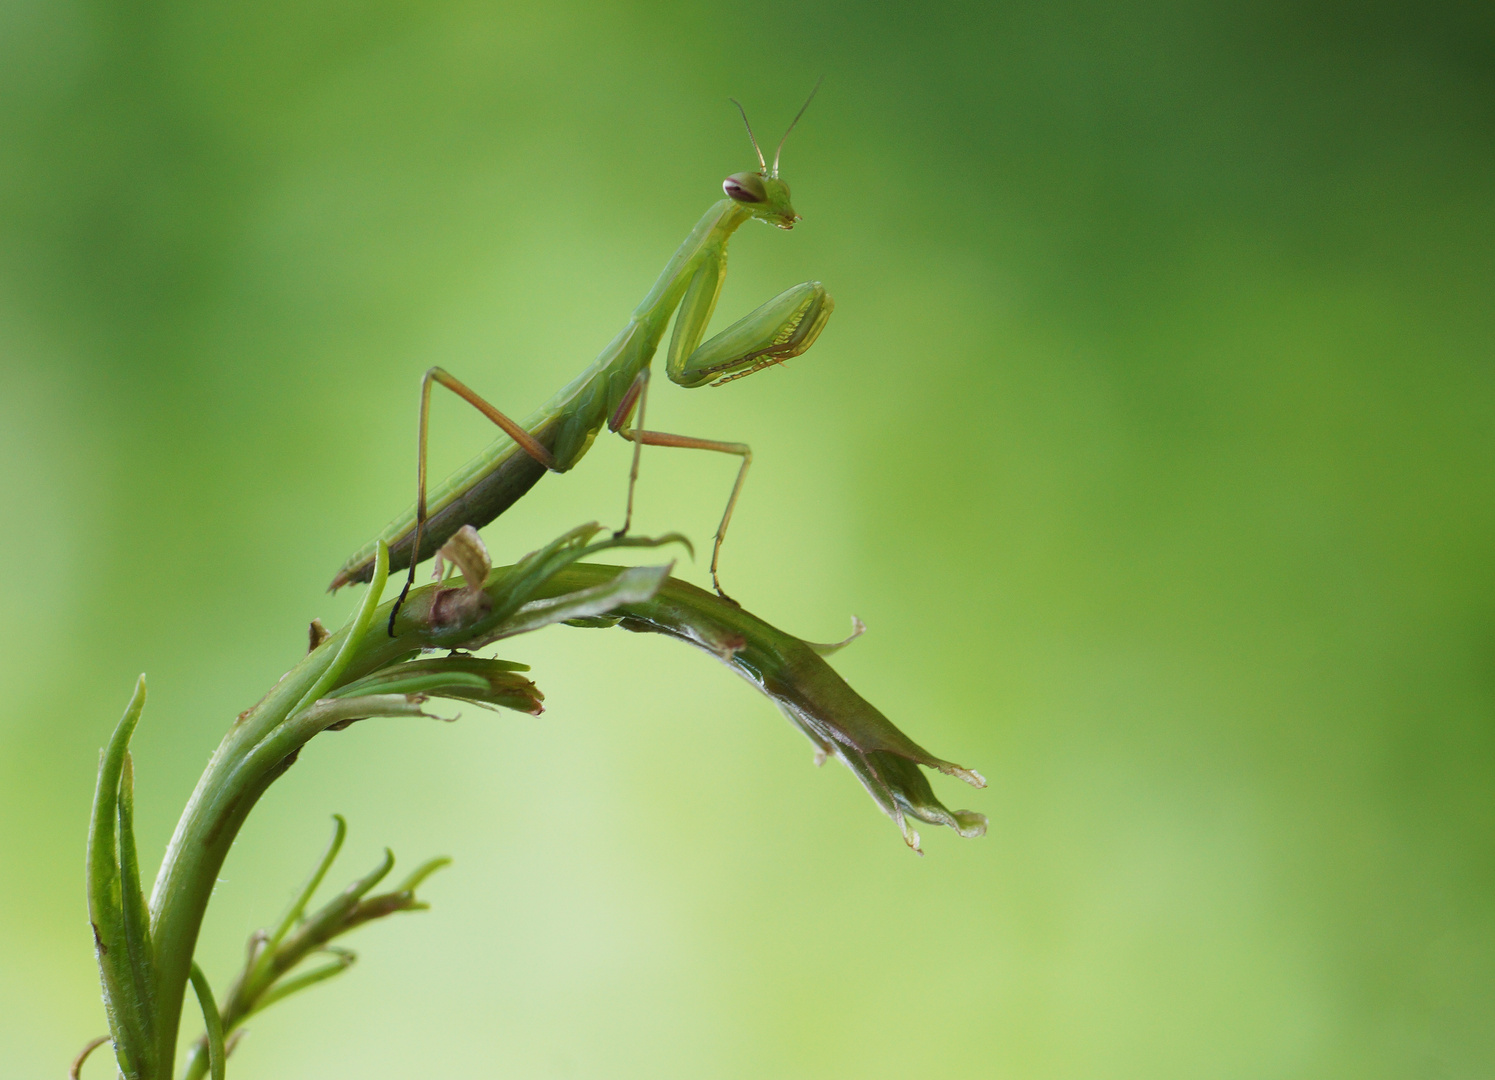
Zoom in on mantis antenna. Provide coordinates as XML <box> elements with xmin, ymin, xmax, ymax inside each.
<box><xmin>730</xmin><ymin>98</ymin><xmax>767</xmax><ymax>172</ymax></box>
<box><xmin>772</xmin><ymin>75</ymin><xmax>824</xmax><ymax>178</ymax></box>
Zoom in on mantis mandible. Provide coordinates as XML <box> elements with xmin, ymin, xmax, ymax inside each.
<box><xmin>330</xmin><ymin>83</ymin><xmax>834</xmax><ymax>631</ymax></box>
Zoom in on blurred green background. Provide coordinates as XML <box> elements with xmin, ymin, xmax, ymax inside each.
<box><xmin>3</xmin><ymin>0</ymin><xmax>1493</xmax><ymax>1076</ymax></box>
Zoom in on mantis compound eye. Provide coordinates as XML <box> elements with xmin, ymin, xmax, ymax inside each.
<box><xmin>723</xmin><ymin>172</ymin><xmax>767</xmax><ymax>203</ymax></box>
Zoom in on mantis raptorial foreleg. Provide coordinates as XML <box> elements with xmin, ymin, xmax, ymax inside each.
<box><xmin>667</xmin><ymin>280</ymin><xmax>832</xmax><ymax>389</ymax></box>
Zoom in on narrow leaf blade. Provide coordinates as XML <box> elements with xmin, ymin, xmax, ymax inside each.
<box><xmin>189</xmin><ymin>962</ymin><xmax>226</xmax><ymax>1080</ymax></box>
<box><xmin>116</xmin><ymin>753</ymin><xmax>156</xmax><ymax>1042</ymax></box>
<box><xmin>86</xmin><ymin>674</ymin><xmax>152</xmax><ymax>1079</ymax></box>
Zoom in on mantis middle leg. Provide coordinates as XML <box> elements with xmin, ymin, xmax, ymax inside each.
<box><xmin>609</xmin><ymin>366</ymin><xmax>752</xmax><ymax>601</ymax></box>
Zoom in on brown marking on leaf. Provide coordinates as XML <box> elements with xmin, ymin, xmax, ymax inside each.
<box><xmin>203</xmin><ymin>794</ymin><xmax>241</xmax><ymax>847</ymax></box>
<box><xmin>430</xmin><ymin>585</ymin><xmax>492</xmax><ymax>629</ymax></box>
<box><xmin>308</xmin><ymin>618</ymin><xmax>331</xmax><ymax>652</ymax></box>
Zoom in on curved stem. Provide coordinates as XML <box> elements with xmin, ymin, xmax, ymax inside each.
<box><xmin>133</xmin><ymin>540</ymin><xmax>979</xmax><ymax>1079</ymax></box>
<box><xmin>147</xmin><ymin>545</ymin><xmax>389</xmax><ymax>1076</ymax></box>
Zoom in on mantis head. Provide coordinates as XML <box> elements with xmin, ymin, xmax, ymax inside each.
<box><xmin>725</xmin><ymin>79</ymin><xmax>822</xmax><ymax>230</ymax></box>
<box><xmin>722</xmin><ymin>170</ymin><xmax>798</xmax><ymax>229</ymax></box>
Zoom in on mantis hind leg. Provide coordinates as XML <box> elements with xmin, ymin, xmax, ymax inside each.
<box><xmin>388</xmin><ymin>366</ymin><xmax>558</xmax><ymax>635</ymax></box>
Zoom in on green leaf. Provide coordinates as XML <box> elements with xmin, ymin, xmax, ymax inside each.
<box><xmin>393</xmin><ymin>855</ymin><xmax>452</xmax><ymax>894</ymax></box>
<box><xmin>188</xmin><ymin>963</ymin><xmax>225</xmax><ymax>1080</ymax></box>
<box><xmin>471</xmin><ymin>563</ymin><xmax>672</xmax><ymax>647</ymax></box>
<box><xmin>181</xmin><ymin>827</ymin><xmax>447</xmax><ymax>1080</ymax></box>
<box><xmin>284</xmin><ymin>849</ymin><xmax>396</xmax><ymax>951</ymax></box>
<box><xmin>289</xmin><ymin>540</ymin><xmax>390</xmax><ymax>718</ymax></box>
<box><xmin>474</xmin><ymin>524</ymin><xmax>686</xmax><ymax>634</ymax></box>
<box><xmin>251</xmin><ymin>950</ymin><xmax>356</xmax><ymax>1015</ymax></box>
<box><xmin>328</xmin><ymin>657</ymin><xmax>544</xmax><ymax>715</ymax></box>
<box><xmin>269</xmin><ymin>815</ymin><xmax>346</xmax><ymax>951</ymax></box>
<box><xmin>116</xmin><ymin>754</ymin><xmax>156</xmax><ymax>1037</ymax></box>
<box><xmin>563</xmin><ymin>570</ymin><xmax>988</xmax><ymax>851</ymax></box>
<box><xmin>296</xmin><ymin>693</ymin><xmax>444</xmax><ymax>734</ymax></box>
<box><xmin>86</xmin><ymin>674</ymin><xmax>153</xmax><ymax>1080</ymax></box>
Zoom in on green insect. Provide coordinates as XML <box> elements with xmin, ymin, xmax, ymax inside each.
<box><xmin>331</xmin><ymin>82</ymin><xmax>834</xmax><ymax>629</ymax></box>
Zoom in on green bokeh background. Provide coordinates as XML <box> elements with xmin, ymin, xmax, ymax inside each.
<box><xmin>3</xmin><ymin>1</ymin><xmax>1493</xmax><ymax>1076</ymax></box>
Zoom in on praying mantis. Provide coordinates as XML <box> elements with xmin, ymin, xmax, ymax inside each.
<box><xmin>330</xmin><ymin>83</ymin><xmax>835</xmax><ymax>629</ymax></box>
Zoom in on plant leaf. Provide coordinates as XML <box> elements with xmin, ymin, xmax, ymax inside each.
<box><xmin>116</xmin><ymin>753</ymin><xmax>156</xmax><ymax>1035</ymax></box>
<box><xmin>560</xmin><ymin>570</ymin><xmax>988</xmax><ymax>850</ymax></box>
<box><xmin>460</xmin><ymin>524</ymin><xmax>685</xmax><ymax>636</ymax></box>
<box><xmin>469</xmin><ymin>563</ymin><xmax>672</xmax><ymax>647</ymax></box>
<box><xmin>329</xmin><ymin>657</ymin><xmax>543</xmax><ymax>715</ymax></box>
<box><xmin>86</xmin><ymin>674</ymin><xmax>154</xmax><ymax>1079</ymax></box>
<box><xmin>268</xmin><ymin>815</ymin><xmax>346</xmax><ymax>951</ymax></box>
<box><xmin>188</xmin><ymin>963</ymin><xmax>225</xmax><ymax>1080</ymax></box>
<box><xmin>251</xmin><ymin>950</ymin><xmax>356</xmax><ymax>1015</ymax></box>
<box><xmin>290</xmin><ymin>541</ymin><xmax>390</xmax><ymax>718</ymax></box>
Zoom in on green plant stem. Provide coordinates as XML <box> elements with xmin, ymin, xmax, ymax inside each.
<box><xmin>142</xmin><ymin>556</ymin><xmax>981</xmax><ymax>1078</ymax></box>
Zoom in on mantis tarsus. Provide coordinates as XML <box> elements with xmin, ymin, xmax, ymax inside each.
<box><xmin>330</xmin><ymin>84</ymin><xmax>835</xmax><ymax>631</ymax></box>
